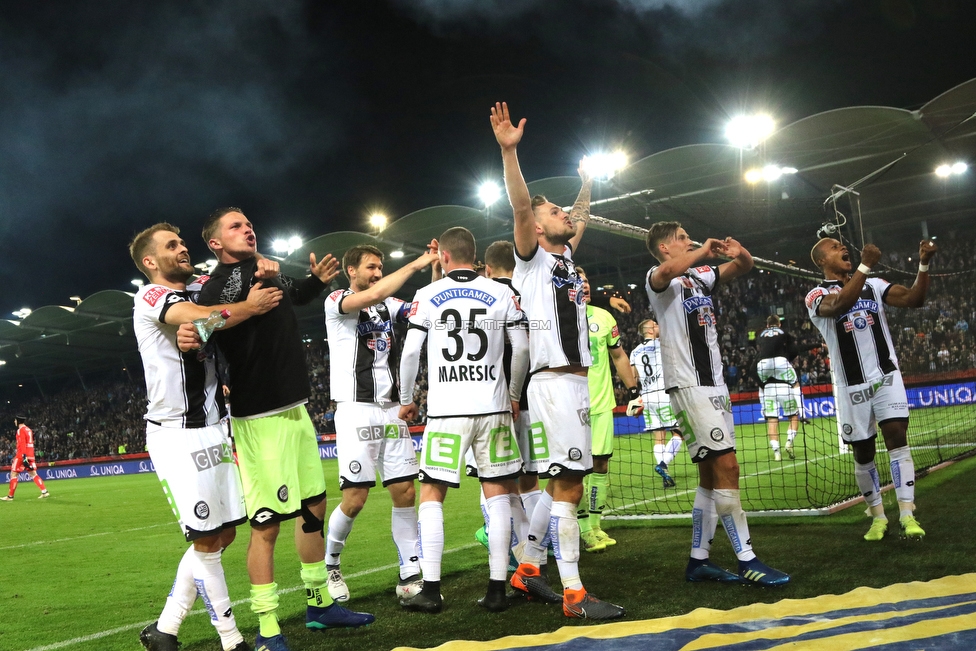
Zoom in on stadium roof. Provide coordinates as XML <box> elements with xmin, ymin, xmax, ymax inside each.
<box><xmin>2</xmin><ymin>78</ymin><xmax>975</xmax><ymax>386</ymax></box>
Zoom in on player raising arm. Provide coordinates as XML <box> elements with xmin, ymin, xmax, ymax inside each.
<box><xmin>807</xmin><ymin>238</ymin><xmax>937</xmax><ymax>541</ymax></box>
<box><xmin>491</xmin><ymin>102</ymin><xmax>624</xmax><ymax>620</ymax></box>
<box><xmin>646</xmin><ymin>221</ymin><xmax>789</xmax><ymax>587</ymax></box>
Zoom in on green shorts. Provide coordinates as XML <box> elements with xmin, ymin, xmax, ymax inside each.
<box><xmin>232</xmin><ymin>405</ymin><xmax>327</xmax><ymax>525</ymax></box>
<box><xmin>590</xmin><ymin>409</ymin><xmax>615</xmax><ymax>457</ymax></box>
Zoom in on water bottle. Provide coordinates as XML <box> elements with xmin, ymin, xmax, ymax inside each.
<box><xmin>192</xmin><ymin>309</ymin><xmax>231</xmax><ymax>343</ymax></box>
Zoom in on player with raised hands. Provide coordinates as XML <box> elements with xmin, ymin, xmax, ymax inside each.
<box><xmin>807</xmin><ymin>237</ymin><xmax>937</xmax><ymax>542</ymax></box>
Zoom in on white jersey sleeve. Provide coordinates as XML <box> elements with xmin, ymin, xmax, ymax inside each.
<box><xmin>133</xmin><ymin>284</ymin><xmax>223</xmax><ymax>428</ymax></box>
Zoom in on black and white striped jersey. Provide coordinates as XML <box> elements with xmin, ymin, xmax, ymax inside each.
<box><xmin>512</xmin><ymin>244</ymin><xmax>591</xmax><ymax>372</ymax></box>
<box><xmin>324</xmin><ymin>289</ymin><xmax>412</xmax><ymax>404</ymax></box>
<box><xmin>645</xmin><ymin>265</ymin><xmax>724</xmax><ymax>391</ymax></box>
<box><xmin>133</xmin><ymin>283</ymin><xmax>224</xmax><ymax>428</ymax></box>
<box><xmin>806</xmin><ymin>277</ymin><xmax>898</xmax><ymax>387</ymax></box>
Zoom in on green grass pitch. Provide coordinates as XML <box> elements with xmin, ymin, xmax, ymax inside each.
<box><xmin>3</xmin><ymin>410</ymin><xmax>976</xmax><ymax>651</ymax></box>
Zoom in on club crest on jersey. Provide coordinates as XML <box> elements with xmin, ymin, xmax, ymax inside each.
<box><xmin>844</xmin><ymin>313</ymin><xmax>875</xmax><ymax>332</ymax></box>
<box><xmin>431</xmin><ymin>287</ymin><xmax>496</xmax><ymax>307</ymax></box>
<box><xmin>367</xmin><ymin>336</ymin><xmax>390</xmax><ymax>352</ymax></box>
<box><xmin>142</xmin><ymin>285</ymin><xmax>170</xmax><ymax>306</ymax></box>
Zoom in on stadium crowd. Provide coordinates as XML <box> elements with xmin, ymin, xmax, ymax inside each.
<box><xmin>3</xmin><ymin>235</ymin><xmax>973</xmax><ymax>468</ymax></box>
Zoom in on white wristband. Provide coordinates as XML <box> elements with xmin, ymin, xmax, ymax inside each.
<box><xmin>856</xmin><ymin>263</ymin><xmax>871</xmax><ymax>275</ymax></box>
<box><xmin>918</xmin><ymin>263</ymin><xmax>929</xmax><ymax>273</ymax></box>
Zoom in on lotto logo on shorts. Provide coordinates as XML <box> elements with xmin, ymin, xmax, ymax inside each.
<box><xmin>425</xmin><ymin>432</ymin><xmax>461</xmax><ymax>469</ymax></box>
<box><xmin>488</xmin><ymin>425</ymin><xmax>519</xmax><ymax>464</ymax></box>
<box><xmin>357</xmin><ymin>426</ymin><xmax>385</xmax><ymax>441</ymax></box>
<box><xmin>192</xmin><ymin>443</ymin><xmax>232</xmax><ymax>472</ymax></box>
<box><xmin>528</xmin><ymin>422</ymin><xmax>550</xmax><ymax>461</ymax></box>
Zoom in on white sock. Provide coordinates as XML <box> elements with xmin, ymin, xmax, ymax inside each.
<box><xmin>690</xmin><ymin>487</ymin><xmax>715</xmax><ymax>560</ymax></box>
<box><xmin>521</xmin><ymin>489</ymin><xmax>542</xmax><ymax>535</ymax></box>
<box><xmin>653</xmin><ymin>443</ymin><xmax>665</xmax><ymax>465</ymax></box>
<box><xmin>713</xmin><ymin>488</ymin><xmax>756</xmax><ymax>562</ymax></box>
<box><xmin>524</xmin><ymin>490</ymin><xmax>553</xmax><ymax>564</ymax></box>
<box><xmin>391</xmin><ymin>506</ymin><xmax>420</xmax><ymax>579</ymax></box>
<box><xmin>192</xmin><ymin>549</ymin><xmax>244</xmax><ymax>650</ymax></box>
<box><xmin>158</xmin><ymin>546</ymin><xmax>197</xmax><ymax>635</ymax></box>
<box><xmin>549</xmin><ymin>501</ymin><xmax>582</xmax><ymax>590</ymax></box>
<box><xmin>479</xmin><ymin>487</ymin><xmax>489</xmax><ymax>526</ymax></box>
<box><xmin>509</xmin><ymin>493</ymin><xmax>528</xmax><ymax>546</ymax></box>
<box><xmin>854</xmin><ymin>459</ymin><xmax>883</xmax><ymax>509</ymax></box>
<box><xmin>485</xmin><ymin>495</ymin><xmax>513</xmax><ymax>581</ymax></box>
<box><xmin>770</xmin><ymin>439</ymin><xmax>780</xmax><ymax>452</ymax></box>
<box><xmin>325</xmin><ymin>506</ymin><xmax>355</xmax><ymax>567</ymax></box>
<box><xmin>663</xmin><ymin>436</ymin><xmax>682</xmax><ymax>465</ymax></box>
<box><xmin>888</xmin><ymin>446</ymin><xmax>916</xmax><ymax>518</ymax></box>
<box><xmin>786</xmin><ymin>429</ymin><xmax>797</xmax><ymax>444</ymax></box>
<box><xmin>417</xmin><ymin>501</ymin><xmax>444</xmax><ymax>582</ymax></box>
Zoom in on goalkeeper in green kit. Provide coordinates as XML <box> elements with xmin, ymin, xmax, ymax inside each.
<box><xmin>576</xmin><ymin>268</ymin><xmax>642</xmax><ymax>552</ymax></box>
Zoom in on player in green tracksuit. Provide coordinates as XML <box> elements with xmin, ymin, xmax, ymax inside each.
<box><xmin>577</xmin><ymin>269</ymin><xmax>641</xmax><ymax>552</ymax></box>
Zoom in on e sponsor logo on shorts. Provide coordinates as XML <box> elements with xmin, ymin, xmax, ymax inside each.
<box><xmin>277</xmin><ymin>485</ymin><xmax>289</xmax><ymax>502</ymax></box>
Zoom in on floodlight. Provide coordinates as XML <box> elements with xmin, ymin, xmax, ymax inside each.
<box><xmin>935</xmin><ymin>164</ymin><xmax>952</xmax><ymax>177</ymax></box>
<box><xmin>0</xmin><ymin>360</ymin><xmax>5</xmax><ymax>366</ymax></box>
<box><xmin>762</xmin><ymin>165</ymin><xmax>783</xmax><ymax>182</ymax></box>
<box><xmin>288</xmin><ymin>235</ymin><xmax>303</xmax><ymax>250</ymax></box>
<box><xmin>272</xmin><ymin>239</ymin><xmax>289</xmax><ymax>253</ymax></box>
<box><xmin>726</xmin><ymin>114</ymin><xmax>775</xmax><ymax>149</ymax></box>
<box><xmin>780</xmin><ymin>166</ymin><xmax>798</xmax><ymax>174</ymax></box>
<box><xmin>581</xmin><ymin>151</ymin><xmax>627</xmax><ymax>180</ymax></box>
<box><xmin>744</xmin><ymin>168</ymin><xmax>763</xmax><ymax>184</ymax></box>
<box><xmin>70</xmin><ymin>295</ymin><xmax>82</xmax><ymax>304</ymax></box>
<box><xmin>131</xmin><ymin>279</ymin><xmax>144</xmax><ymax>288</ymax></box>
<box><xmin>390</xmin><ymin>250</ymin><xmax>405</xmax><ymax>259</ymax></box>
<box><xmin>478</xmin><ymin>181</ymin><xmax>502</xmax><ymax>207</ymax></box>
<box><xmin>12</xmin><ymin>308</ymin><xmax>31</xmax><ymax>319</ymax></box>
<box><xmin>369</xmin><ymin>213</ymin><xmax>388</xmax><ymax>230</ymax></box>
<box><xmin>951</xmin><ymin>162</ymin><xmax>968</xmax><ymax>175</ymax></box>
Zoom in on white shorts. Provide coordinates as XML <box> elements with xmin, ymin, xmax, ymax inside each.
<box><xmin>669</xmin><ymin>385</ymin><xmax>736</xmax><ymax>463</ymax></box>
<box><xmin>759</xmin><ymin>383</ymin><xmax>803</xmax><ymax>419</ymax></box>
<box><xmin>464</xmin><ymin>411</ymin><xmax>529</xmax><ymax>478</ymax></box>
<box><xmin>642</xmin><ymin>390</ymin><xmax>677</xmax><ymax>431</ymax></box>
<box><xmin>757</xmin><ymin>357</ymin><xmax>798</xmax><ymax>385</ymax></box>
<box><xmin>836</xmin><ymin>371</ymin><xmax>910</xmax><ymax>443</ymax></box>
<box><xmin>420</xmin><ymin>413</ymin><xmax>522</xmax><ymax>487</ymax></box>
<box><xmin>146</xmin><ymin>422</ymin><xmax>247</xmax><ymax>542</ymax></box>
<box><xmin>334</xmin><ymin>401</ymin><xmax>419</xmax><ymax>489</ymax></box>
<box><xmin>526</xmin><ymin>373</ymin><xmax>592</xmax><ymax>477</ymax></box>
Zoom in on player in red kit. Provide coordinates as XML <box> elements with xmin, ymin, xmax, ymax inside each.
<box><xmin>2</xmin><ymin>417</ymin><xmax>50</xmax><ymax>500</ymax></box>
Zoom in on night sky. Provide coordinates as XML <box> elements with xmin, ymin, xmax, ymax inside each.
<box><xmin>0</xmin><ymin>0</ymin><xmax>972</xmax><ymax>317</ymax></box>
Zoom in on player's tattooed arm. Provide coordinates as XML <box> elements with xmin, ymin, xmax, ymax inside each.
<box><xmin>567</xmin><ymin>164</ymin><xmax>592</xmax><ymax>252</ymax></box>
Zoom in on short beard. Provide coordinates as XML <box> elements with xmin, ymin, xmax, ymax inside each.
<box><xmin>541</xmin><ymin>225</ymin><xmax>572</xmax><ymax>247</ymax></box>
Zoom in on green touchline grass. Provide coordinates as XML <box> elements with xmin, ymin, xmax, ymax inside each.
<box><xmin>4</xmin><ymin>448</ymin><xmax>976</xmax><ymax>651</ymax></box>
